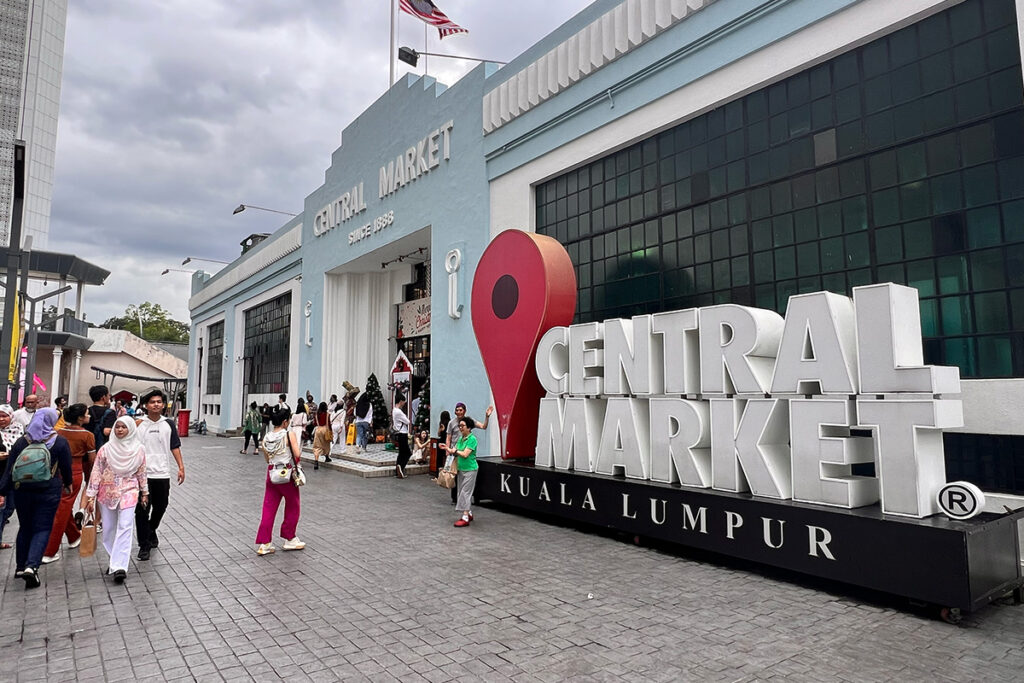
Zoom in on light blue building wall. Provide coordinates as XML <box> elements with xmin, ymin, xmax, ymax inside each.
<box><xmin>296</xmin><ymin>65</ymin><xmax>499</xmax><ymax>433</ymax></box>
<box><xmin>188</xmin><ymin>62</ymin><xmax>501</xmax><ymax>441</ymax></box>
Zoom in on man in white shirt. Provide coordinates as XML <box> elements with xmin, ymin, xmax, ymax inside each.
<box><xmin>11</xmin><ymin>394</ymin><xmax>37</xmax><ymax>429</ymax></box>
<box><xmin>135</xmin><ymin>389</ymin><xmax>185</xmax><ymax>561</ymax></box>
<box><xmin>277</xmin><ymin>393</ymin><xmax>291</xmax><ymax>414</ymax></box>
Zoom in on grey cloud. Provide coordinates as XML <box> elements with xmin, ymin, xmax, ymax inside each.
<box><xmin>51</xmin><ymin>0</ymin><xmax>595</xmax><ymax>324</ymax></box>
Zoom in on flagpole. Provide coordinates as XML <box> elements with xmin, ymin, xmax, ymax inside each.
<box><xmin>424</xmin><ymin>23</ymin><xmax>428</xmax><ymax>76</ymax></box>
<box><xmin>389</xmin><ymin>0</ymin><xmax>396</xmax><ymax>87</ymax></box>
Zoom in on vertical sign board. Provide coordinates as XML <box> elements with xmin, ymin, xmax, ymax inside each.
<box><xmin>470</xmin><ymin>229</ymin><xmax>1023</xmax><ymax>612</ymax></box>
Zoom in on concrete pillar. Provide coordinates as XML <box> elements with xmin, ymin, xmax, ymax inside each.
<box><xmin>69</xmin><ymin>349</ymin><xmax>82</xmax><ymax>403</ymax></box>
<box><xmin>50</xmin><ymin>347</ymin><xmax>62</xmax><ymax>402</ymax></box>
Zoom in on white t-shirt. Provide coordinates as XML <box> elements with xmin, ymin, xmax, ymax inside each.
<box><xmin>11</xmin><ymin>408</ymin><xmax>34</xmax><ymax>429</ymax></box>
<box><xmin>137</xmin><ymin>416</ymin><xmax>179</xmax><ymax>479</ymax></box>
<box><xmin>392</xmin><ymin>406</ymin><xmax>410</xmax><ymax>434</ymax></box>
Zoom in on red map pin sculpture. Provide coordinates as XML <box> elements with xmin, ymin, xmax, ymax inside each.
<box><xmin>472</xmin><ymin>230</ymin><xmax>577</xmax><ymax>459</ymax></box>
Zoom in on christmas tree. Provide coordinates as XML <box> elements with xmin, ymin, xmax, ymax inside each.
<box><xmin>413</xmin><ymin>376</ymin><xmax>430</xmax><ymax>433</ymax></box>
<box><xmin>365</xmin><ymin>373</ymin><xmax>388</xmax><ymax>433</ymax></box>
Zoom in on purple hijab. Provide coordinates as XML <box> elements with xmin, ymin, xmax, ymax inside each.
<box><xmin>25</xmin><ymin>408</ymin><xmax>59</xmax><ymax>447</ymax></box>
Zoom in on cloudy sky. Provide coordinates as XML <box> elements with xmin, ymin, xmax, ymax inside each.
<box><xmin>50</xmin><ymin>0</ymin><xmax>595</xmax><ymax>325</ymax></box>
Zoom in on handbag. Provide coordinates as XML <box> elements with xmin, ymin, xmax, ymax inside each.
<box><xmin>269</xmin><ymin>462</ymin><xmax>292</xmax><ymax>484</ymax></box>
<box><xmin>79</xmin><ymin>504</ymin><xmax>97</xmax><ymax>558</ymax></box>
<box><xmin>292</xmin><ymin>462</ymin><xmax>306</xmax><ymax>487</ymax></box>
<box><xmin>436</xmin><ymin>454</ymin><xmax>457</xmax><ymax>489</ymax></box>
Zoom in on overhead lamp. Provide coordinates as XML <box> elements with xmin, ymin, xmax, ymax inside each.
<box><xmin>233</xmin><ymin>204</ymin><xmax>298</xmax><ymax>217</ymax></box>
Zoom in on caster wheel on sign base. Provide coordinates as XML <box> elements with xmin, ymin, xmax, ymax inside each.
<box><xmin>940</xmin><ymin>607</ymin><xmax>962</xmax><ymax>625</ymax></box>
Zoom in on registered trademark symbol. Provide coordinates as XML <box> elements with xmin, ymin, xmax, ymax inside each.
<box><xmin>937</xmin><ymin>481</ymin><xmax>985</xmax><ymax>520</ymax></box>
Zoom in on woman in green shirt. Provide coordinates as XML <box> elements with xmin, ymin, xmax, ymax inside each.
<box><xmin>441</xmin><ymin>417</ymin><xmax>478</xmax><ymax>527</ymax></box>
<box><xmin>241</xmin><ymin>402</ymin><xmax>262</xmax><ymax>454</ymax></box>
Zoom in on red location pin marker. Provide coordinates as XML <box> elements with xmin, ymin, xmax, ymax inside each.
<box><xmin>472</xmin><ymin>230</ymin><xmax>577</xmax><ymax>459</ymax></box>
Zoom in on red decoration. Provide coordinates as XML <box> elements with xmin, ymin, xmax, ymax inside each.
<box><xmin>471</xmin><ymin>230</ymin><xmax>577</xmax><ymax>459</ymax></box>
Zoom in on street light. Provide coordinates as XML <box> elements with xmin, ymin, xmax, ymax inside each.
<box><xmin>232</xmin><ymin>204</ymin><xmax>297</xmax><ymax>217</ymax></box>
<box><xmin>181</xmin><ymin>256</ymin><xmax>229</xmax><ymax>266</ymax></box>
<box><xmin>398</xmin><ymin>46</ymin><xmax>506</xmax><ymax>67</ymax></box>
<box><xmin>161</xmin><ymin>268</ymin><xmax>196</xmax><ymax>276</ymax></box>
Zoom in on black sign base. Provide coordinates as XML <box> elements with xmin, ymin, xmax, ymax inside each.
<box><xmin>476</xmin><ymin>458</ymin><xmax>1023</xmax><ymax>612</ymax></box>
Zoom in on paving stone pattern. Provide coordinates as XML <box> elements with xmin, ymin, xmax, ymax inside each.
<box><xmin>1</xmin><ymin>434</ymin><xmax>1022</xmax><ymax>682</ymax></box>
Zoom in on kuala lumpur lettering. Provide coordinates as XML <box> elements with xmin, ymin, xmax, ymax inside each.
<box><xmin>533</xmin><ymin>284</ymin><xmax>963</xmax><ymax>519</ymax></box>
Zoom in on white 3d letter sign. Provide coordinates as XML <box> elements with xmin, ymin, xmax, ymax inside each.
<box><xmin>535</xmin><ymin>284</ymin><xmax>963</xmax><ymax>519</ymax></box>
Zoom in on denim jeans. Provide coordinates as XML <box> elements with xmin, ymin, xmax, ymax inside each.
<box><xmin>356</xmin><ymin>421</ymin><xmax>371</xmax><ymax>448</ymax></box>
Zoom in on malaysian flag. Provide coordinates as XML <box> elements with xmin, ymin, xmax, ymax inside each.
<box><xmin>399</xmin><ymin>0</ymin><xmax>468</xmax><ymax>39</ymax></box>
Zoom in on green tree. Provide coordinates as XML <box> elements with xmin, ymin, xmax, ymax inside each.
<box><xmin>365</xmin><ymin>373</ymin><xmax>388</xmax><ymax>433</ymax></box>
<box><xmin>100</xmin><ymin>302</ymin><xmax>190</xmax><ymax>343</ymax></box>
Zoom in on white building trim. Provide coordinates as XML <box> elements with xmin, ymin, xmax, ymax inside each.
<box><xmin>187</xmin><ymin>224</ymin><xmax>302</xmax><ymax>311</ymax></box>
<box><xmin>482</xmin><ymin>0</ymin><xmax>717</xmax><ymax>134</ymax></box>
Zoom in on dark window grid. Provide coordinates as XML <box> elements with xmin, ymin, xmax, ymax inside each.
<box><xmin>536</xmin><ymin>0</ymin><xmax>1024</xmax><ymax>376</ymax></box>
<box><xmin>206</xmin><ymin>322</ymin><xmax>225</xmax><ymax>395</ymax></box>
<box><xmin>243</xmin><ymin>293</ymin><xmax>292</xmax><ymax>394</ymax></box>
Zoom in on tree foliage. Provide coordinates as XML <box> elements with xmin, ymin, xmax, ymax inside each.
<box><xmin>100</xmin><ymin>302</ymin><xmax>190</xmax><ymax>343</ymax></box>
<box><xmin>365</xmin><ymin>373</ymin><xmax>388</xmax><ymax>433</ymax></box>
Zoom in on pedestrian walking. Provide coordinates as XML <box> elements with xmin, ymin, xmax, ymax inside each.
<box><xmin>0</xmin><ymin>404</ymin><xmax>24</xmax><ymax>550</ymax></box>
<box><xmin>312</xmin><ymin>402</ymin><xmax>333</xmax><ymax>469</ymax></box>
<box><xmin>290</xmin><ymin>398</ymin><xmax>309</xmax><ymax>446</ymax></box>
<box><xmin>0</xmin><ymin>408</ymin><xmax>73</xmax><ymax>588</ymax></box>
<box><xmin>392</xmin><ymin>394</ymin><xmax>412</xmax><ymax>479</ymax></box>
<box><xmin>42</xmin><ymin>404</ymin><xmax>96</xmax><ymax>563</ymax></box>
<box><xmin>354</xmin><ymin>391</ymin><xmax>372</xmax><ymax>451</ymax></box>
<box><xmin>241</xmin><ymin>402</ymin><xmax>262</xmax><ymax>454</ymax></box>
<box><xmin>82</xmin><ymin>416</ymin><xmax>148</xmax><ymax>584</ymax></box>
<box><xmin>255</xmin><ymin>408</ymin><xmax>305</xmax><ymax>555</ymax></box>
<box><xmin>330</xmin><ymin>401</ymin><xmax>346</xmax><ymax>445</ymax></box>
<box><xmin>134</xmin><ymin>389</ymin><xmax>185</xmax><ymax>561</ymax></box>
<box><xmin>441</xmin><ymin>416</ymin><xmax>479</xmax><ymax>527</ymax></box>
<box><xmin>259</xmin><ymin>403</ymin><xmax>272</xmax><ymax>441</ymax></box>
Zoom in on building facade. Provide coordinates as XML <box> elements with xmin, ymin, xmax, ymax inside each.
<box><xmin>190</xmin><ymin>0</ymin><xmax>1024</xmax><ymax>500</ymax></box>
<box><xmin>0</xmin><ymin>0</ymin><xmax>67</xmax><ymax>249</ymax></box>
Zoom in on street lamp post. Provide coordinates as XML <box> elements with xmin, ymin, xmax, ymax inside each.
<box><xmin>397</xmin><ymin>46</ymin><xmax>507</xmax><ymax>68</ymax></box>
<box><xmin>181</xmin><ymin>256</ymin><xmax>229</xmax><ymax>267</ymax></box>
<box><xmin>232</xmin><ymin>204</ymin><xmax>297</xmax><ymax>217</ymax></box>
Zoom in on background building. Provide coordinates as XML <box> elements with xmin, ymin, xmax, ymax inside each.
<box><xmin>0</xmin><ymin>0</ymin><xmax>67</xmax><ymax>249</ymax></box>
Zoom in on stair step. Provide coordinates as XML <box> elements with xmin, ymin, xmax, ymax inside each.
<box><xmin>296</xmin><ymin>451</ymin><xmax>431</xmax><ymax>478</ymax></box>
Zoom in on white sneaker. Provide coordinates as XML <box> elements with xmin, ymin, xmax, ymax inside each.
<box><xmin>282</xmin><ymin>537</ymin><xmax>306</xmax><ymax>551</ymax></box>
<box><xmin>256</xmin><ymin>543</ymin><xmax>275</xmax><ymax>556</ymax></box>
<box><xmin>68</xmin><ymin>538</ymin><xmax>81</xmax><ymax>549</ymax></box>
<box><xmin>41</xmin><ymin>553</ymin><xmax>60</xmax><ymax>564</ymax></box>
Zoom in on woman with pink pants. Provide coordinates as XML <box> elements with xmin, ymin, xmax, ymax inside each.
<box><xmin>255</xmin><ymin>408</ymin><xmax>305</xmax><ymax>556</ymax></box>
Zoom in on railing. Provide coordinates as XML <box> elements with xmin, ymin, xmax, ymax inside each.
<box><xmin>40</xmin><ymin>315</ymin><xmax>89</xmax><ymax>336</ymax></box>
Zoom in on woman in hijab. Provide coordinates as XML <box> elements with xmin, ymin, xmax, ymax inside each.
<box><xmin>82</xmin><ymin>416</ymin><xmax>148</xmax><ymax>584</ymax></box>
<box><xmin>0</xmin><ymin>404</ymin><xmax>24</xmax><ymax>550</ymax></box>
<box><xmin>0</xmin><ymin>408</ymin><xmax>72</xmax><ymax>588</ymax></box>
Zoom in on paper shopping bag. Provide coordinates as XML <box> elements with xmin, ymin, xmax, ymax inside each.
<box><xmin>79</xmin><ymin>507</ymin><xmax>97</xmax><ymax>558</ymax></box>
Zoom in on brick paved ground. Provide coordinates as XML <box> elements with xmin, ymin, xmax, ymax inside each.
<box><xmin>1</xmin><ymin>433</ymin><xmax>1022</xmax><ymax>682</ymax></box>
